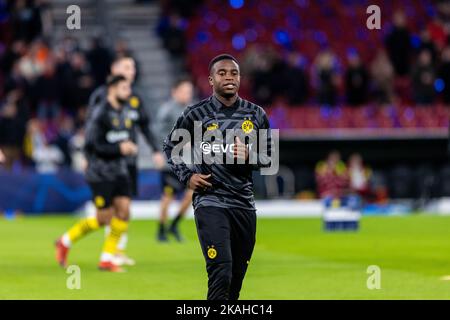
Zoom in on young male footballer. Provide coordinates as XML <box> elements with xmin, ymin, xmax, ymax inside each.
<box><xmin>56</xmin><ymin>75</ymin><xmax>137</xmax><ymax>272</ymax></box>
<box><xmin>163</xmin><ymin>54</ymin><xmax>272</xmax><ymax>299</ymax></box>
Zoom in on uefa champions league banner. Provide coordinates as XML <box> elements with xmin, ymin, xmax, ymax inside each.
<box><xmin>0</xmin><ymin>169</ymin><xmax>162</xmax><ymax>213</ymax></box>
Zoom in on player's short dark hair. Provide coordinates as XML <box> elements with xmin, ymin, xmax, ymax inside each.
<box><xmin>172</xmin><ymin>77</ymin><xmax>192</xmax><ymax>89</ymax></box>
<box><xmin>208</xmin><ymin>54</ymin><xmax>239</xmax><ymax>73</ymax></box>
<box><xmin>106</xmin><ymin>74</ymin><xmax>127</xmax><ymax>87</ymax></box>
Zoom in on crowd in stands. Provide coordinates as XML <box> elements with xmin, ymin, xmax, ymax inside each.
<box><xmin>1</xmin><ymin>0</ymin><xmax>450</xmax><ymax>173</ymax></box>
<box><xmin>169</xmin><ymin>0</ymin><xmax>450</xmax><ymax>105</ymax></box>
<box><xmin>159</xmin><ymin>0</ymin><xmax>450</xmax><ymax>130</ymax></box>
<box><xmin>0</xmin><ymin>0</ymin><xmax>129</xmax><ymax>172</ymax></box>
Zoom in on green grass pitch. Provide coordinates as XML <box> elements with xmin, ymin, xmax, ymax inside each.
<box><xmin>1</xmin><ymin>214</ymin><xmax>450</xmax><ymax>299</ymax></box>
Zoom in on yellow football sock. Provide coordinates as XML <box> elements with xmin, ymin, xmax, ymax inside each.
<box><xmin>102</xmin><ymin>217</ymin><xmax>129</xmax><ymax>256</ymax></box>
<box><xmin>65</xmin><ymin>216</ymin><xmax>100</xmax><ymax>245</ymax></box>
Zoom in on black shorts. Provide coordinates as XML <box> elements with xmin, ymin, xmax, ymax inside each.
<box><xmin>127</xmin><ymin>164</ymin><xmax>138</xmax><ymax>197</ymax></box>
<box><xmin>161</xmin><ymin>170</ymin><xmax>185</xmax><ymax>196</ymax></box>
<box><xmin>88</xmin><ymin>176</ymin><xmax>131</xmax><ymax>209</ymax></box>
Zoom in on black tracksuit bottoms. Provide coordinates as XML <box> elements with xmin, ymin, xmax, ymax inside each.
<box><xmin>194</xmin><ymin>206</ymin><xmax>257</xmax><ymax>300</ymax></box>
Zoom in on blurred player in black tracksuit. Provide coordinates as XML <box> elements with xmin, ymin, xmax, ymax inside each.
<box><xmin>88</xmin><ymin>55</ymin><xmax>164</xmax><ymax>266</ymax></box>
<box><xmin>164</xmin><ymin>54</ymin><xmax>273</xmax><ymax>300</ymax></box>
<box><xmin>56</xmin><ymin>75</ymin><xmax>137</xmax><ymax>272</ymax></box>
<box><xmin>154</xmin><ymin>78</ymin><xmax>194</xmax><ymax>242</ymax></box>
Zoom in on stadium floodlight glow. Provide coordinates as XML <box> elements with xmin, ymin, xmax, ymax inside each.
<box><xmin>434</xmin><ymin>79</ymin><xmax>445</xmax><ymax>93</ymax></box>
<box><xmin>232</xmin><ymin>34</ymin><xmax>246</xmax><ymax>50</ymax></box>
<box><xmin>229</xmin><ymin>0</ymin><xmax>244</xmax><ymax>9</ymax></box>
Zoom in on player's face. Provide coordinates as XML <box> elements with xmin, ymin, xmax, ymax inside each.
<box><xmin>173</xmin><ymin>82</ymin><xmax>194</xmax><ymax>105</ymax></box>
<box><xmin>115</xmin><ymin>80</ymin><xmax>132</xmax><ymax>103</ymax></box>
<box><xmin>112</xmin><ymin>58</ymin><xmax>136</xmax><ymax>83</ymax></box>
<box><xmin>209</xmin><ymin>60</ymin><xmax>240</xmax><ymax>98</ymax></box>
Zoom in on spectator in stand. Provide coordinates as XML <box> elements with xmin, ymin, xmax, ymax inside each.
<box><xmin>86</xmin><ymin>37</ymin><xmax>113</xmax><ymax>87</ymax></box>
<box><xmin>157</xmin><ymin>13</ymin><xmax>187</xmax><ymax>69</ymax></box>
<box><xmin>33</xmin><ymin>57</ymin><xmax>60</xmax><ymax>121</ymax></box>
<box><xmin>418</xmin><ymin>29</ymin><xmax>438</xmax><ymax>64</ymax></box>
<box><xmin>313</xmin><ymin>49</ymin><xmax>340</xmax><ymax>106</ymax></box>
<box><xmin>249</xmin><ymin>49</ymin><xmax>276</xmax><ymax>106</ymax></box>
<box><xmin>385</xmin><ymin>10</ymin><xmax>412</xmax><ymax>76</ymax></box>
<box><xmin>315</xmin><ymin>150</ymin><xmax>349</xmax><ymax>199</ymax></box>
<box><xmin>427</xmin><ymin>15</ymin><xmax>448</xmax><ymax>51</ymax></box>
<box><xmin>9</xmin><ymin>0</ymin><xmax>43</xmax><ymax>42</ymax></box>
<box><xmin>3</xmin><ymin>47</ymin><xmax>28</xmax><ymax>94</ymax></box>
<box><xmin>0</xmin><ymin>40</ymin><xmax>27</xmax><ymax>76</ymax></box>
<box><xmin>411</xmin><ymin>49</ymin><xmax>436</xmax><ymax>105</ymax></box>
<box><xmin>370</xmin><ymin>49</ymin><xmax>395</xmax><ymax>104</ymax></box>
<box><xmin>345</xmin><ymin>50</ymin><xmax>369</xmax><ymax>106</ymax></box>
<box><xmin>65</xmin><ymin>51</ymin><xmax>94</xmax><ymax>113</ymax></box>
<box><xmin>53</xmin><ymin>116</ymin><xmax>75</xmax><ymax>168</ymax></box>
<box><xmin>282</xmin><ymin>52</ymin><xmax>308</xmax><ymax>105</ymax></box>
<box><xmin>27</xmin><ymin>119</ymin><xmax>64</xmax><ymax>173</ymax></box>
<box><xmin>16</xmin><ymin>39</ymin><xmax>48</xmax><ymax>84</ymax></box>
<box><xmin>439</xmin><ymin>46</ymin><xmax>450</xmax><ymax>105</ymax></box>
<box><xmin>0</xmin><ymin>90</ymin><xmax>29</xmax><ymax>170</ymax></box>
<box><xmin>347</xmin><ymin>153</ymin><xmax>372</xmax><ymax>198</ymax></box>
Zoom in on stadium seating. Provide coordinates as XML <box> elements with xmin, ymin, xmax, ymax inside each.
<box><xmin>182</xmin><ymin>0</ymin><xmax>445</xmax><ymax>131</ymax></box>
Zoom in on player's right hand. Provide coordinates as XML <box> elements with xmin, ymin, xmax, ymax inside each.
<box><xmin>188</xmin><ymin>174</ymin><xmax>212</xmax><ymax>191</ymax></box>
<box><xmin>119</xmin><ymin>141</ymin><xmax>138</xmax><ymax>156</ymax></box>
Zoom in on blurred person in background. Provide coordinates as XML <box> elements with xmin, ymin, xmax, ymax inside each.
<box><xmin>438</xmin><ymin>46</ymin><xmax>450</xmax><ymax>105</ymax></box>
<box><xmin>27</xmin><ymin>118</ymin><xmax>64</xmax><ymax>173</ymax></box>
<box><xmin>315</xmin><ymin>150</ymin><xmax>349</xmax><ymax>200</ymax></box>
<box><xmin>55</xmin><ymin>75</ymin><xmax>137</xmax><ymax>272</ymax></box>
<box><xmin>345</xmin><ymin>50</ymin><xmax>369</xmax><ymax>106</ymax></box>
<box><xmin>427</xmin><ymin>14</ymin><xmax>449</xmax><ymax>51</ymax></box>
<box><xmin>370</xmin><ymin>49</ymin><xmax>395</xmax><ymax>104</ymax></box>
<box><xmin>282</xmin><ymin>52</ymin><xmax>309</xmax><ymax>106</ymax></box>
<box><xmin>249</xmin><ymin>50</ymin><xmax>275</xmax><ymax>106</ymax></box>
<box><xmin>347</xmin><ymin>153</ymin><xmax>372</xmax><ymax>198</ymax></box>
<box><xmin>313</xmin><ymin>49</ymin><xmax>340</xmax><ymax>106</ymax></box>
<box><xmin>33</xmin><ymin>57</ymin><xmax>60</xmax><ymax>121</ymax></box>
<box><xmin>417</xmin><ymin>29</ymin><xmax>438</xmax><ymax>64</ymax></box>
<box><xmin>9</xmin><ymin>0</ymin><xmax>43</xmax><ymax>42</ymax></box>
<box><xmin>0</xmin><ymin>90</ymin><xmax>28</xmax><ymax>171</ymax></box>
<box><xmin>154</xmin><ymin>78</ymin><xmax>194</xmax><ymax>242</ymax></box>
<box><xmin>65</xmin><ymin>51</ymin><xmax>95</xmax><ymax>113</ymax></box>
<box><xmin>385</xmin><ymin>10</ymin><xmax>412</xmax><ymax>76</ymax></box>
<box><xmin>0</xmin><ymin>40</ymin><xmax>27</xmax><ymax>76</ymax></box>
<box><xmin>411</xmin><ymin>49</ymin><xmax>436</xmax><ymax>105</ymax></box>
<box><xmin>86</xmin><ymin>37</ymin><xmax>113</xmax><ymax>87</ymax></box>
<box><xmin>158</xmin><ymin>13</ymin><xmax>186</xmax><ymax>57</ymax></box>
<box><xmin>88</xmin><ymin>55</ymin><xmax>164</xmax><ymax>266</ymax></box>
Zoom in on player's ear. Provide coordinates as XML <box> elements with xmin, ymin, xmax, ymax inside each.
<box><xmin>208</xmin><ymin>75</ymin><xmax>213</xmax><ymax>86</ymax></box>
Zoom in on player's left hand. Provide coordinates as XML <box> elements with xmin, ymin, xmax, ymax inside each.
<box><xmin>153</xmin><ymin>152</ymin><xmax>165</xmax><ymax>169</ymax></box>
<box><xmin>233</xmin><ymin>137</ymin><xmax>249</xmax><ymax>161</ymax></box>
<box><xmin>0</xmin><ymin>149</ymin><xmax>5</xmax><ymax>163</ymax></box>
